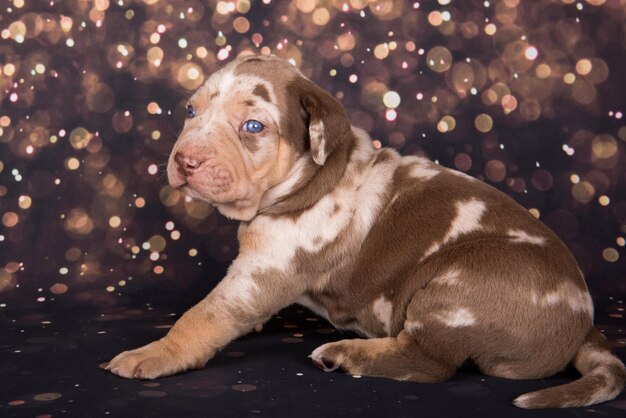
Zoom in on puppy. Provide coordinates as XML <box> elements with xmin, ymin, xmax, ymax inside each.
<box><xmin>107</xmin><ymin>55</ymin><xmax>625</xmax><ymax>408</ymax></box>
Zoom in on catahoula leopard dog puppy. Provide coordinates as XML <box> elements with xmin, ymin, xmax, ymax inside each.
<box><xmin>107</xmin><ymin>55</ymin><xmax>625</xmax><ymax>408</ymax></box>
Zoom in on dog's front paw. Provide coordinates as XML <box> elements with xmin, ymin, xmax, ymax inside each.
<box><xmin>309</xmin><ymin>341</ymin><xmax>358</xmax><ymax>374</ymax></box>
<box><xmin>105</xmin><ymin>340</ymin><xmax>203</xmax><ymax>379</ymax></box>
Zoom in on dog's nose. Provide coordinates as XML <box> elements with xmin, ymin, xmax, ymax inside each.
<box><xmin>175</xmin><ymin>152</ymin><xmax>203</xmax><ymax>177</ymax></box>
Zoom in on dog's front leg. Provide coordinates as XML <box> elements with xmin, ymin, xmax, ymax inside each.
<box><xmin>106</xmin><ymin>260</ymin><xmax>303</xmax><ymax>379</ymax></box>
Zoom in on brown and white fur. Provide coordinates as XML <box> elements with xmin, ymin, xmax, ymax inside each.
<box><xmin>106</xmin><ymin>55</ymin><xmax>625</xmax><ymax>409</ymax></box>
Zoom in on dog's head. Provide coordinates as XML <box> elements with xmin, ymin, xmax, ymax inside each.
<box><xmin>167</xmin><ymin>55</ymin><xmax>352</xmax><ymax>220</ymax></box>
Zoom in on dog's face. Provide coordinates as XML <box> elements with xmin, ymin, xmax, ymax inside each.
<box><xmin>167</xmin><ymin>55</ymin><xmax>350</xmax><ymax>220</ymax></box>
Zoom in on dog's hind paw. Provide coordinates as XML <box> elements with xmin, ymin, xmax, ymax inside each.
<box><xmin>309</xmin><ymin>342</ymin><xmax>352</xmax><ymax>374</ymax></box>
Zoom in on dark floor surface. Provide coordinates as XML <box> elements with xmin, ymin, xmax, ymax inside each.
<box><xmin>1</xmin><ymin>297</ymin><xmax>625</xmax><ymax>418</ymax></box>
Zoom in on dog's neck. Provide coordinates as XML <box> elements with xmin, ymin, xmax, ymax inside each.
<box><xmin>257</xmin><ymin>126</ymin><xmax>376</xmax><ymax>218</ymax></box>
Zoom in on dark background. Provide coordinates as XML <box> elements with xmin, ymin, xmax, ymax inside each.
<box><xmin>0</xmin><ymin>0</ymin><xmax>624</xmax><ymax>416</ymax></box>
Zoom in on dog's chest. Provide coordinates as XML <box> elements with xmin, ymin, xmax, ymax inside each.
<box><xmin>243</xmin><ymin>165</ymin><xmax>390</xmax><ymax>276</ymax></box>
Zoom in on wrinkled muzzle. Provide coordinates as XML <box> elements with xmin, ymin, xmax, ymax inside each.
<box><xmin>167</xmin><ymin>136</ymin><xmax>253</xmax><ymax>206</ymax></box>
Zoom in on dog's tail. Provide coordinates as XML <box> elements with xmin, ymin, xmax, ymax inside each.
<box><xmin>513</xmin><ymin>327</ymin><xmax>625</xmax><ymax>409</ymax></box>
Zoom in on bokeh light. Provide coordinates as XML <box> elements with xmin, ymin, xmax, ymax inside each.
<box><xmin>0</xmin><ymin>0</ymin><xmax>623</xmax><ymax>309</ymax></box>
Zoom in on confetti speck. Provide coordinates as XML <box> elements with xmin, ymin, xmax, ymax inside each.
<box><xmin>33</xmin><ymin>393</ymin><xmax>62</xmax><ymax>402</ymax></box>
<box><xmin>232</xmin><ymin>384</ymin><xmax>257</xmax><ymax>392</ymax></box>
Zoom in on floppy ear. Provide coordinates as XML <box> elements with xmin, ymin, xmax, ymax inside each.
<box><xmin>294</xmin><ymin>78</ymin><xmax>352</xmax><ymax>166</ymax></box>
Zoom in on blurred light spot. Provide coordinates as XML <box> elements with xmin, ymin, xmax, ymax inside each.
<box><xmin>65</xmin><ymin>248</ymin><xmax>82</xmax><ymax>261</ymax></box>
<box><xmin>177</xmin><ymin>63</ymin><xmax>204</xmax><ymax>89</ymax></box>
<box><xmin>475</xmin><ymin>113</ymin><xmax>493</xmax><ymax>132</ymax></box>
<box><xmin>524</xmin><ymin>46</ymin><xmax>538</xmax><ymax>60</ymax></box>
<box><xmin>147</xmin><ymin>102</ymin><xmax>162</xmax><ymax>115</ymax></box>
<box><xmin>532</xmin><ymin>169</ymin><xmax>554</xmax><ymax>191</ymax></box>
<box><xmin>64</xmin><ymin>208</ymin><xmax>94</xmax><ymax>235</ymax></box>
<box><xmin>501</xmin><ymin>95</ymin><xmax>518</xmax><ymax>114</ymax></box>
<box><xmin>0</xmin><ymin>269</ymin><xmax>16</xmax><ymax>292</ymax></box>
<box><xmin>454</xmin><ymin>153</ymin><xmax>472</xmax><ymax>171</ymax></box>
<box><xmin>535</xmin><ymin>63</ymin><xmax>551</xmax><ymax>79</ymax></box>
<box><xmin>426</xmin><ymin>46</ymin><xmax>452</xmax><ymax>72</ymax></box>
<box><xmin>160</xmin><ymin>186</ymin><xmax>181</xmax><ymax>207</ymax></box>
<box><xmin>519</xmin><ymin>99</ymin><xmax>541</xmax><ymax>121</ymax></box>
<box><xmin>50</xmin><ymin>283</ymin><xmax>68</xmax><ymax>294</ymax></box>
<box><xmin>586</xmin><ymin>58</ymin><xmax>609</xmax><ymax>84</ymax></box>
<box><xmin>112</xmin><ymin>111</ymin><xmax>133</xmax><ymax>133</ymax></box>
<box><xmin>148</xmin><ymin>235</ymin><xmax>167</xmax><ymax>252</ymax></box>
<box><xmin>572</xmin><ymin>79</ymin><xmax>596</xmax><ymax>104</ymax></box>
<box><xmin>562</xmin><ymin>144</ymin><xmax>575</xmax><ymax>156</ymax></box>
<box><xmin>598</xmin><ymin>195</ymin><xmax>610</xmax><ymax>206</ymax></box>
<box><xmin>451</xmin><ymin>62</ymin><xmax>474</xmax><ymax>95</ymax></box>
<box><xmin>428</xmin><ymin>11</ymin><xmax>443</xmax><ymax>26</ymax></box>
<box><xmin>196</xmin><ymin>47</ymin><xmax>208</xmax><ymax>58</ymax></box>
<box><xmin>383</xmin><ymin>91</ymin><xmax>401</xmax><ymax>108</ymax></box>
<box><xmin>591</xmin><ymin>134</ymin><xmax>617</xmax><ymax>159</ymax></box>
<box><xmin>296</xmin><ymin>0</ymin><xmax>316</xmax><ymax>13</ymax></box>
<box><xmin>69</xmin><ymin>127</ymin><xmax>93</xmax><ymax>149</ymax></box>
<box><xmin>437</xmin><ymin>115</ymin><xmax>456</xmax><ymax>133</ymax></box>
<box><xmin>529</xmin><ymin>208</ymin><xmax>541</xmax><ymax>219</ymax></box>
<box><xmin>233</xmin><ymin>17</ymin><xmax>250</xmax><ymax>33</ymax></box>
<box><xmin>18</xmin><ymin>195</ymin><xmax>32</xmax><ymax>209</ymax></box>
<box><xmin>3</xmin><ymin>64</ymin><xmax>16</xmax><ymax>76</ymax></box>
<box><xmin>217</xmin><ymin>47</ymin><xmax>230</xmax><ymax>61</ymax></box>
<box><xmin>147</xmin><ymin>47</ymin><xmax>163</xmax><ymax>66</ymax></box>
<box><xmin>312</xmin><ymin>8</ymin><xmax>330</xmax><ymax>25</ymax></box>
<box><xmin>374</xmin><ymin>43</ymin><xmax>389</xmax><ymax>59</ymax></box>
<box><xmin>572</xmin><ymin>181</ymin><xmax>595</xmax><ymax>203</ymax></box>
<box><xmin>485</xmin><ymin>160</ymin><xmax>506</xmax><ymax>182</ymax></box>
<box><xmin>576</xmin><ymin>59</ymin><xmax>592</xmax><ymax>75</ymax></box>
<box><xmin>5</xmin><ymin>261</ymin><xmax>20</xmax><ymax>273</ymax></box>
<box><xmin>563</xmin><ymin>73</ymin><xmax>576</xmax><ymax>84</ymax></box>
<box><xmin>2</xmin><ymin>212</ymin><xmax>19</xmax><ymax>227</ymax></box>
<box><xmin>337</xmin><ymin>33</ymin><xmax>356</xmax><ymax>51</ymax></box>
<box><xmin>602</xmin><ymin>248</ymin><xmax>619</xmax><ymax>263</ymax></box>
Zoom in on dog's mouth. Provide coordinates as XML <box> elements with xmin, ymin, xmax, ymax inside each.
<box><xmin>167</xmin><ymin>150</ymin><xmax>259</xmax><ymax>212</ymax></box>
<box><xmin>175</xmin><ymin>174</ymin><xmax>256</xmax><ymax>209</ymax></box>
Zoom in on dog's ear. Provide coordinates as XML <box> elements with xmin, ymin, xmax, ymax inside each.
<box><xmin>291</xmin><ymin>77</ymin><xmax>351</xmax><ymax>166</ymax></box>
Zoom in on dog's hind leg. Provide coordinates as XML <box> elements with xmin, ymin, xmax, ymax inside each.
<box><xmin>309</xmin><ymin>331</ymin><xmax>457</xmax><ymax>383</ymax></box>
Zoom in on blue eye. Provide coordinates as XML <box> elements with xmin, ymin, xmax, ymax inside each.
<box><xmin>242</xmin><ymin>120</ymin><xmax>264</xmax><ymax>133</ymax></box>
<box><xmin>186</xmin><ymin>104</ymin><xmax>196</xmax><ymax>119</ymax></box>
